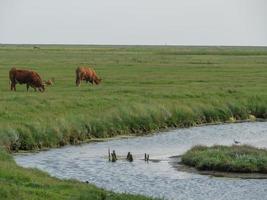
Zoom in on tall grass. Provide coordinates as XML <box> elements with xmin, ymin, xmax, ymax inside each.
<box><xmin>0</xmin><ymin>45</ymin><xmax>266</xmax><ymax>151</ymax></box>
<box><xmin>181</xmin><ymin>145</ymin><xmax>267</xmax><ymax>173</ymax></box>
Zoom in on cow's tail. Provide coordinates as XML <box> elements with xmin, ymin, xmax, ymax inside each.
<box><xmin>9</xmin><ymin>67</ymin><xmax>16</xmax><ymax>83</ymax></box>
<box><xmin>9</xmin><ymin>67</ymin><xmax>17</xmax><ymax>90</ymax></box>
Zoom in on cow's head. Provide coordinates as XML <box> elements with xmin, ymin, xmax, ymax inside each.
<box><xmin>94</xmin><ymin>77</ymin><xmax>102</xmax><ymax>85</ymax></box>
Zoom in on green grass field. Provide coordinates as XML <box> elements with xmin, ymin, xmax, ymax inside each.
<box><xmin>0</xmin><ymin>45</ymin><xmax>267</xmax><ymax>151</ymax></box>
<box><xmin>0</xmin><ymin>45</ymin><xmax>266</xmax><ymax>199</ymax></box>
<box><xmin>181</xmin><ymin>145</ymin><xmax>267</xmax><ymax>173</ymax></box>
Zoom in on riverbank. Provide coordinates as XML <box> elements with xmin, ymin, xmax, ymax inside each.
<box><xmin>0</xmin><ymin>148</ymin><xmax>151</xmax><ymax>200</ymax></box>
<box><xmin>174</xmin><ymin>163</ymin><xmax>267</xmax><ymax>179</ymax></box>
<box><xmin>13</xmin><ymin>119</ymin><xmax>267</xmax><ymax>155</ymax></box>
<box><xmin>181</xmin><ymin>145</ymin><xmax>267</xmax><ymax>173</ymax></box>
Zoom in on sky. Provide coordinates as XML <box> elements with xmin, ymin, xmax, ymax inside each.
<box><xmin>0</xmin><ymin>0</ymin><xmax>266</xmax><ymax>46</ymax></box>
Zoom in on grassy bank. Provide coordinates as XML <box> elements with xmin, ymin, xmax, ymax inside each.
<box><xmin>0</xmin><ymin>45</ymin><xmax>267</xmax><ymax>151</ymax></box>
<box><xmin>181</xmin><ymin>145</ymin><xmax>267</xmax><ymax>173</ymax></box>
<box><xmin>0</xmin><ymin>148</ymin><xmax>151</xmax><ymax>200</ymax></box>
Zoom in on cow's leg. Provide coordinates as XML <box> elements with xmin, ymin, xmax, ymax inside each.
<box><xmin>26</xmin><ymin>84</ymin><xmax>29</xmax><ymax>91</ymax></box>
<box><xmin>79</xmin><ymin>76</ymin><xmax>83</xmax><ymax>86</ymax></box>
<box><xmin>12</xmin><ymin>83</ymin><xmax>16</xmax><ymax>91</ymax></box>
<box><xmin>76</xmin><ymin>72</ymin><xmax>80</xmax><ymax>86</ymax></box>
<box><xmin>76</xmin><ymin>75</ymin><xmax>81</xmax><ymax>87</ymax></box>
<box><xmin>76</xmin><ymin>79</ymin><xmax>81</xmax><ymax>87</ymax></box>
<box><xmin>10</xmin><ymin>81</ymin><xmax>15</xmax><ymax>91</ymax></box>
<box><xmin>78</xmin><ymin>74</ymin><xmax>85</xmax><ymax>86</ymax></box>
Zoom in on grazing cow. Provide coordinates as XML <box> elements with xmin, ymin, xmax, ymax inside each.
<box><xmin>75</xmin><ymin>67</ymin><xmax>102</xmax><ymax>87</ymax></box>
<box><xmin>9</xmin><ymin>67</ymin><xmax>45</xmax><ymax>92</ymax></box>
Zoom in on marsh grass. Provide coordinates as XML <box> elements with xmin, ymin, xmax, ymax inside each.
<box><xmin>181</xmin><ymin>145</ymin><xmax>267</xmax><ymax>173</ymax></box>
<box><xmin>0</xmin><ymin>45</ymin><xmax>266</xmax><ymax>151</ymax></box>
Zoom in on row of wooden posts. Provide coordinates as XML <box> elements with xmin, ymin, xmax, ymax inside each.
<box><xmin>108</xmin><ymin>149</ymin><xmax>149</xmax><ymax>162</ymax></box>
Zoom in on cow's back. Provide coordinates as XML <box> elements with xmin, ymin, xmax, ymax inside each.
<box><xmin>15</xmin><ymin>70</ymin><xmax>32</xmax><ymax>84</ymax></box>
<box><xmin>84</xmin><ymin>68</ymin><xmax>94</xmax><ymax>77</ymax></box>
<box><xmin>76</xmin><ymin>66</ymin><xmax>91</xmax><ymax>75</ymax></box>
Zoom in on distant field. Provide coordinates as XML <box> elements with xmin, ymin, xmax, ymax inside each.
<box><xmin>0</xmin><ymin>45</ymin><xmax>266</xmax><ymax>151</ymax></box>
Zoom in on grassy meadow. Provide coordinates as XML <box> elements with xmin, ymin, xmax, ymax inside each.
<box><xmin>0</xmin><ymin>45</ymin><xmax>267</xmax><ymax>151</ymax></box>
<box><xmin>181</xmin><ymin>145</ymin><xmax>267</xmax><ymax>173</ymax></box>
<box><xmin>0</xmin><ymin>45</ymin><xmax>266</xmax><ymax>199</ymax></box>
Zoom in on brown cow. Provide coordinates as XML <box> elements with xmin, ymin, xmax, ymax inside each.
<box><xmin>9</xmin><ymin>67</ymin><xmax>45</xmax><ymax>92</ymax></box>
<box><xmin>75</xmin><ymin>67</ymin><xmax>102</xmax><ymax>87</ymax></box>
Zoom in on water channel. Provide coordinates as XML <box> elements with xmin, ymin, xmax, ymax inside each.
<box><xmin>15</xmin><ymin>122</ymin><xmax>267</xmax><ymax>200</ymax></box>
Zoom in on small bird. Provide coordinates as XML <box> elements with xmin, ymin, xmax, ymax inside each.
<box><xmin>233</xmin><ymin>139</ymin><xmax>241</xmax><ymax>144</ymax></box>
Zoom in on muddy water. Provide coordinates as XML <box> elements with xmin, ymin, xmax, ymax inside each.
<box><xmin>15</xmin><ymin>122</ymin><xmax>267</xmax><ymax>200</ymax></box>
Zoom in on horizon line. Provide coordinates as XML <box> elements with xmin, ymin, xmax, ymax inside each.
<box><xmin>1</xmin><ymin>43</ymin><xmax>267</xmax><ymax>48</ymax></box>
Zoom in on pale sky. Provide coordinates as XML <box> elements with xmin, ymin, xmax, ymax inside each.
<box><xmin>0</xmin><ymin>0</ymin><xmax>266</xmax><ymax>46</ymax></box>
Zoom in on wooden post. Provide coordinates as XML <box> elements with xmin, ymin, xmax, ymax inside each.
<box><xmin>127</xmin><ymin>152</ymin><xmax>133</xmax><ymax>162</ymax></box>
<box><xmin>144</xmin><ymin>153</ymin><xmax>149</xmax><ymax>162</ymax></box>
<box><xmin>108</xmin><ymin>148</ymin><xmax>111</xmax><ymax>161</ymax></box>
<box><xmin>111</xmin><ymin>150</ymin><xmax>117</xmax><ymax>162</ymax></box>
<box><xmin>129</xmin><ymin>154</ymin><xmax>133</xmax><ymax>162</ymax></box>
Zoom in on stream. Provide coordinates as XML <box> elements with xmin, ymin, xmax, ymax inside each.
<box><xmin>14</xmin><ymin>122</ymin><xmax>267</xmax><ymax>200</ymax></box>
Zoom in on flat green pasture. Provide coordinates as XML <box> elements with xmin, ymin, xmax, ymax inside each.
<box><xmin>0</xmin><ymin>45</ymin><xmax>266</xmax><ymax>150</ymax></box>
